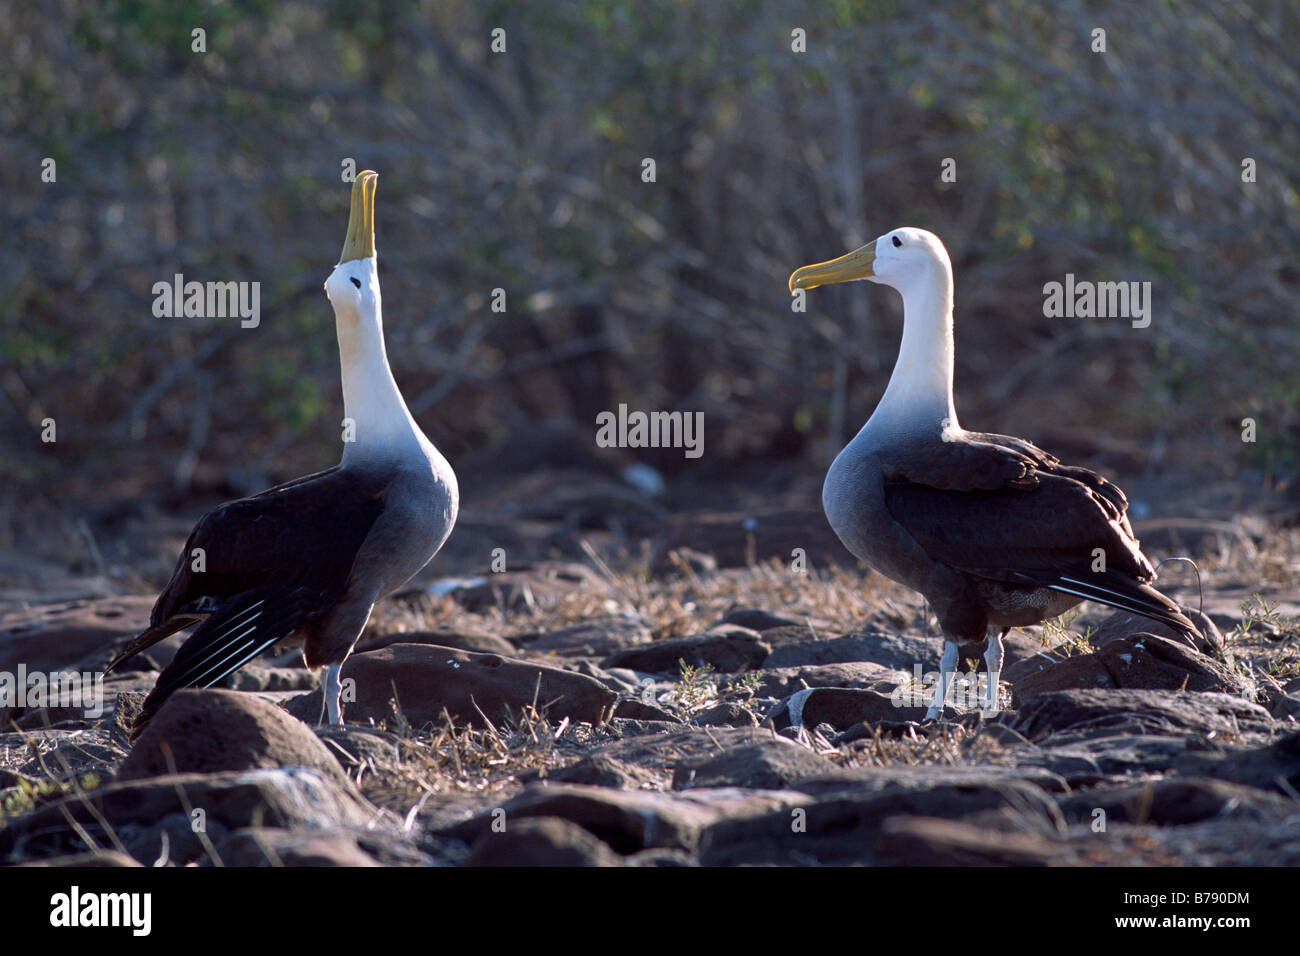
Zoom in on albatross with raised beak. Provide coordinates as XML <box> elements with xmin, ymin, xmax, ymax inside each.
<box><xmin>789</xmin><ymin>228</ymin><xmax>1195</xmax><ymax>719</ymax></box>
<box><xmin>108</xmin><ymin>171</ymin><xmax>458</xmax><ymax>734</ymax></box>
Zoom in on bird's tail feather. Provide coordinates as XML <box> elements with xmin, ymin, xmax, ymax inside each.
<box><xmin>132</xmin><ymin>592</ymin><xmax>296</xmax><ymax>737</ymax></box>
<box><xmin>106</xmin><ymin>617</ymin><xmax>201</xmax><ymax>674</ymax></box>
<box><xmin>1046</xmin><ymin>571</ymin><xmax>1199</xmax><ymax>639</ymax></box>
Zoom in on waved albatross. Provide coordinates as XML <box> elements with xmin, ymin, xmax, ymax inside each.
<box><xmin>108</xmin><ymin>171</ymin><xmax>458</xmax><ymax>733</ymax></box>
<box><xmin>789</xmin><ymin>227</ymin><xmax>1196</xmax><ymax>719</ymax></box>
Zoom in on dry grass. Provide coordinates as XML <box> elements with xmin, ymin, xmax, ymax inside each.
<box><xmin>350</xmin><ymin>695</ymin><xmax>614</xmax><ymax>826</ymax></box>
<box><xmin>375</xmin><ymin>548</ymin><xmax>927</xmax><ymax>648</ymax></box>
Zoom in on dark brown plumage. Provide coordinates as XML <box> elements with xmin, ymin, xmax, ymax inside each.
<box><xmin>106</xmin><ymin>468</ymin><xmax>387</xmax><ymax>731</ymax></box>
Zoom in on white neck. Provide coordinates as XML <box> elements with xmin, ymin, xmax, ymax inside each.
<box><xmin>332</xmin><ymin>281</ymin><xmax>428</xmax><ymax>466</ymax></box>
<box><xmin>867</xmin><ymin>260</ymin><xmax>959</xmax><ymax>436</ymax></box>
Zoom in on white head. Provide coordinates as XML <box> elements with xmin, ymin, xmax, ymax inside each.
<box><xmin>325</xmin><ymin>257</ymin><xmax>381</xmax><ymax>329</ymax></box>
<box><xmin>788</xmin><ymin>226</ymin><xmax>952</xmax><ymax>298</ymax></box>
<box><xmin>323</xmin><ymin>170</ymin><xmax>382</xmax><ymax>330</ymax></box>
<box><xmin>319</xmin><ymin>169</ymin><xmax>421</xmax><ymax>464</ymax></box>
<box><xmin>790</xmin><ymin>226</ymin><xmax>959</xmax><ymax>430</ymax></box>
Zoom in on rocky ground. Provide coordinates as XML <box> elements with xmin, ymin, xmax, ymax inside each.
<box><xmin>1</xmin><ymin>494</ymin><xmax>1298</xmax><ymax>867</ymax></box>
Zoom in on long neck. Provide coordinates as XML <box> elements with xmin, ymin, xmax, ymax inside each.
<box><xmin>336</xmin><ymin>304</ymin><xmax>426</xmax><ymax>465</ymax></box>
<box><xmin>868</xmin><ymin>263</ymin><xmax>958</xmax><ymax>435</ymax></box>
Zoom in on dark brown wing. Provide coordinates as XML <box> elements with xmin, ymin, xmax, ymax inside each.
<box><xmin>153</xmin><ymin>466</ymin><xmax>386</xmax><ymax>626</ymax></box>
<box><xmin>883</xmin><ymin>437</ymin><xmax>1194</xmax><ymax>636</ymax></box>
<box><xmin>968</xmin><ymin>431</ymin><xmax>1136</xmax><ymax>535</ymax></box>
<box><xmin>108</xmin><ymin>467</ymin><xmax>388</xmax><ymax>712</ymax></box>
<box><xmin>884</xmin><ymin>471</ymin><xmax>1148</xmax><ymax>582</ymax></box>
<box><xmin>876</xmin><ymin>431</ymin><xmax>1051</xmax><ymax>491</ymax></box>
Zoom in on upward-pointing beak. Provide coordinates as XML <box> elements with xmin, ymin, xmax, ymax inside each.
<box><xmin>788</xmin><ymin>241</ymin><xmax>876</xmax><ymax>294</ymax></box>
<box><xmin>338</xmin><ymin>170</ymin><xmax>378</xmax><ymax>264</ymax></box>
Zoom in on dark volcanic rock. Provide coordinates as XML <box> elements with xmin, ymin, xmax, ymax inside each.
<box><xmin>226</xmin><ymin>665</ymin><xmax>319</xmax><ymax>693</ymax></box>
<box><xmin>1264</xmin><ymin>687</ymin><xmax>1300</xmax><ymax>721</ymax></box>
<box><xmin>120</xmin><ymin>689</ymin><xmax>352</xmax><ymax>789</ymax></box>
<box><xmin>464</xmin><ymin>816</ymin><xmax>622</xmax><ymax>867</ymax></box>
<box><xmin>1004</xmin><ymin>647</ymin><xmax>1094</xmax><ymax>688</ymax></box>
<box><xmin>443</xmin><ymin>784</ymin><xmax>710</xmax><ymax>854</ymax></box>
<box><xmin>0</xmin><ymin>768</ymin><xmax>373</xmax><ymax>864</ymax></box>
<box><xmin>213</xmin><ymin>828</ymin><xmax>383</xmax><ymax>866</ymax></box>
<box><xmin>694</xmin><ymin>701</ymin><xmax>760</xmax><ymax>728</ymax></box>
<box><xmin>626</xmin><ymin>847</ymin><xmax>698</xmax><ymax>867</ymax></box>
<box><xmin>792</xmin><ymin>763</ymin><xmax>1070</xmax><ymax>799</ymax></box>
<box><xmin>1067</xmin><ymin>734</ymin><xmax>1210</xmax><ymax>776</ymax></box>
<box><xmin>1172</xmin><ymin>730</ymin><xmax>1300</xmax><ymax>793</ymax></box>
<box><xmin>606</xmin><ymin>717</ymin><xmax>687</xmax><ymax>736</ymax></box>
<box><xmin>718</xmin><ymin>608</ymin><xmax>805</xmax><ymax>631</ymax></box>
<box><xmin>764</xmin><ymin>632</ymin><xmax>942</xmax><ymax>671</ymax></box>
<box><xmin>313</xmin><ymin>725</ymin><xmax>400</xmax><ymax>769</ymax></box>
<box><xmin>590</xmin><ymin>725</ymin><xmax>775</xmax><ymax>773</ymax></box>
<box><xmin>443</xmin><ymin>783</ymin><xmax>800</xmax><ymax>857</ymax></box>
<box><xmin>743</xmin><ymin>624</ymin><xmax>828</xmax><ymax>649</ymax></box>
<box><xmin>698</xmin><ymin>773</ymin><xmax>1059</xmax><ymax>865</ymax></box>
<box><xmin>1013</xmin><ymin>689</ymin><xmax>1272</xmax><ymax>742</ymax></box>
<box><xmin>0</xmin><ymin>596</ymin><xmax>158</xmax><ymax>673</ymax></box>
<box><xmin>1088</xmin><ymin>607</ymin><xmax>1222</xmax><ymax>653</ymax></box>
<box><xmin>357</xmin><ymin>627</ymin><xmax>515</xmax><ymax>657</ymax></box>
<box><xmin>15</xmin><ymin>850</ymin><xmax>143</xmax><ymax>867</ymax></box>
<box><xmin>875</xmin><ymin>816</ymin><xmax>1065</xmax><ymax>866</ymax></box>
<box><xmin>2</xmin><ymin>671</ymin><xmax>155</xmax><ymax>732</ymax></box>
<box><xmin>1011</xmin><ymin>634</ymin><xmax>1247</xmax><ymax>703</ymax></box>
<box><xmin>284</xmin><ymin>644</ymin><xmax>618</xmax><ymax>728</ymax></box>
<box><xmin>570</xmin><ymin>659</ymin><xmax>645</xmax><ymax>694</ymax></box>
<box><xmin>548</xmin><ymin>754</ymin><xmax>661</xmax><ymax>789</ymax></box>
<box><xmin>602</xmin><ymin>626</ymin><xmax>770</xmax><ymax>674</ymax></box>
<box><xmin>752</xmin><ymin>662</ymin><xmax>906</xmax><ymax>698</ymax></box>
<box><xmin>1055</xmin><ymin>777</ymin><xmax>1295</xmax><ymax>827</ymax></box>
<box><xmin>765</xmin><ymin>688</ymin><xmax>933</xmax><ymax>730</ymax></box>
<box><xmin>1000</xmin><ymin>746</ymin><xmax>1106</xmax><ymax>784</ymax></box>
<box><xmin>612</xmin><ymin>698</ymin><xmax>682</xmax><ymax>722</ymax></box>
<box><xmin>519</xmin><ymin>615</ymin><xmax>651</xmax><ymax>656</ymax></box>
<box><xmin>673</xmin><ymin>738</ymin><xmax>837</xmax><ymax>791</ymax></box>
<box><xmin>5</xmin><ymin>701</ymin><xmax>101</xmax><ymax>732</ymax></box>
<box><xmin>1139</xmin><ymin>814</ymin><xmax>1300</xmax><ymax>865</ymax></box>
<box><xmin>111</xmin><ymin>690</ymin><xmax>145</xmax><ymax>743</ymax></box>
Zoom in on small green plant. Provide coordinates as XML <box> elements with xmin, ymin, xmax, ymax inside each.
<box><xmin>1228</xmin><ymin>594</ymin><xmax>1299</xmax><ymax>646</ymax></box>
<box><xmin>1038</xmin><ymin>611</ymin><xmax>1095</xmax><ymax>657</ymax></box>
<box><xmin>0</xmin><ymin>772</ymin><xmax>100</xmax><ymax>826</ymax></box>
<box><xmin>721</xmin><ymin>671</ymin><xmax>763</xmax><ymax>702</ymax></box>
<box><xmin>671</xmin><ymin>660</ymin><xmax>717</xmax><ymax>717</ymax></box>
<box><xmin>1264</xmin><ymin>655</ymin><xmax>1300</xmax><ymax>681</ymax></box>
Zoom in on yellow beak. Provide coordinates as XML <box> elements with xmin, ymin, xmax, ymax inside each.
<box><xmin>339</xmin><ymin>170</ymin><xmax>378</xmax><ymax>264</ymax></box>
<box><xmin>788</xmin><ymin>242</ymin><xmax>876</xmax><ymax>294</ymax></box>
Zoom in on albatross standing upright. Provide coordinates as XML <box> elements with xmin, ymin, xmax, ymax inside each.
<box><xmin>789</xmin><ymin>228</ymin><xmax>1195</xmax><ymax>720</ymax></box>
<box><xmin>108</xmin><ymin>171</ymin><xmax>458</xmax><ymax>733</ymax></box>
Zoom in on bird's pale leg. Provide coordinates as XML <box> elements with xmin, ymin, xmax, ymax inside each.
<box><xmin>323</xmin><ymin>664</ymin><xmax>343</xmax><ymax>725</ymax></box>
<box><xmin>983</xmin><ymin>630</ymin><xmax>1006</xmax><ymax>713</ymax></box>
<box><xmin>926</xmin><ymin>640</ymin><xmax>958</xmax><ymax>721</ymax></box>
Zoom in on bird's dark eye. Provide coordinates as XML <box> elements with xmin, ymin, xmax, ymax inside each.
<box><xmin>892</xmin><ymin>235</ymin><xmax>902</xmax><ymax>247</ymax></box>
<box><xmin>350</xmin><ymin>277</ymin><xmax>361</xmax><ymax>288</ymax></box>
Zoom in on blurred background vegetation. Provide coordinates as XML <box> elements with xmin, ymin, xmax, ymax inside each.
<box><xmin>2</xmin><ymin>0</ymin><xmax>1297</xmax><ymax>532</ymax></box>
